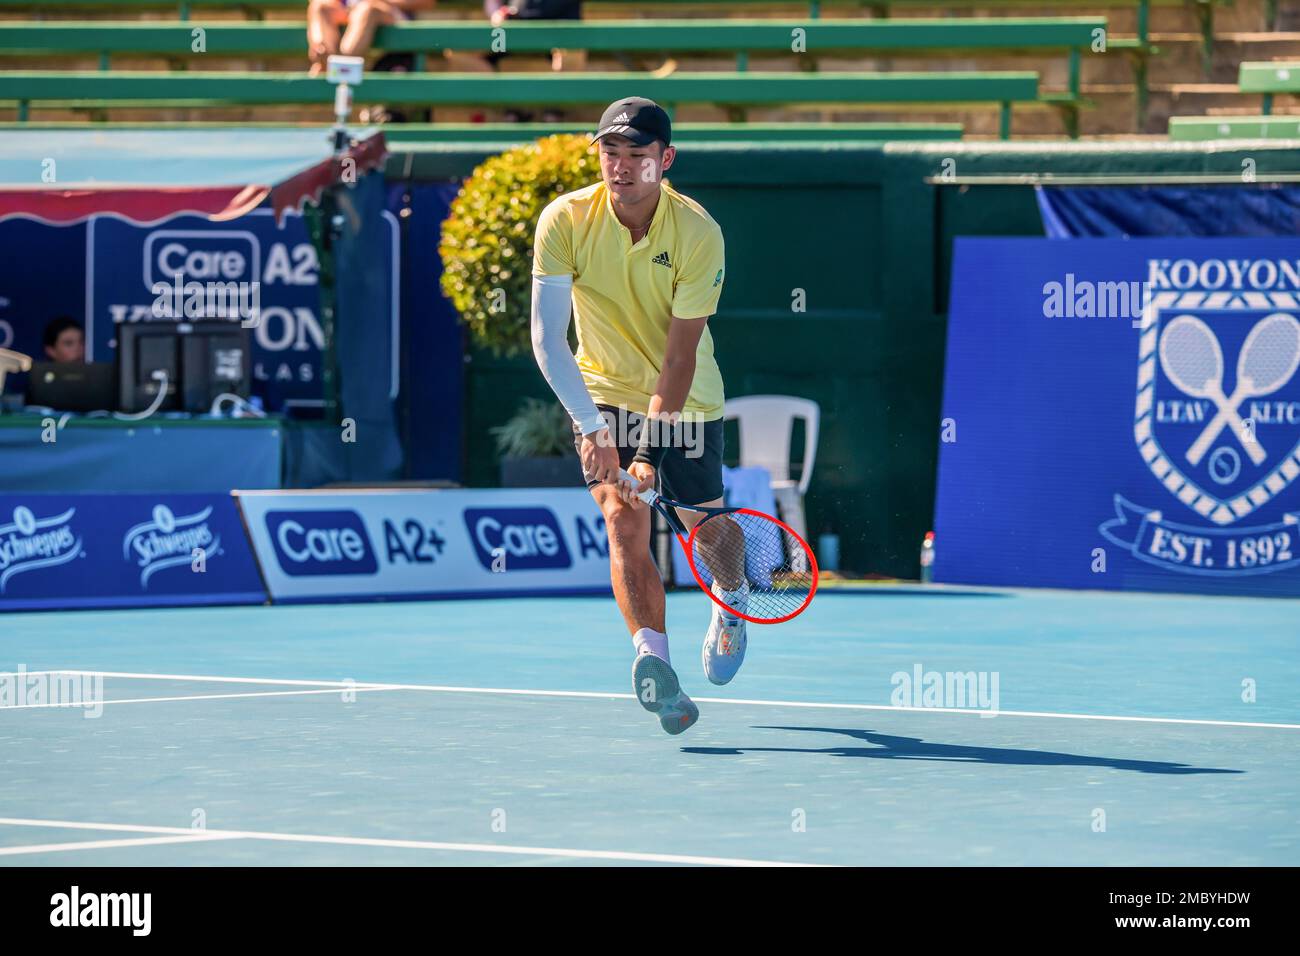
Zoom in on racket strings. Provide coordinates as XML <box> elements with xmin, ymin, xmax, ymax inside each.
<box><xmin>1160</xmin><ymin>317</ymin><xmax>1222</xmax><ymax>394</ymax></box>
<box><xmin>689</xmin><ymin>511</ymin><xmax>815</xmax><ymax>622</ymax></box>
<box><xmin>1240</xmin><ymin>314</ymin><xmax>1300</xmax><ymax>390</ymax></box>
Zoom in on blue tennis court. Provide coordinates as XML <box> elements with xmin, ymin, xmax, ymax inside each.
<box><xmin>2</xmin><ymin>587</ymin><xmax>1295</xmax><ymax>867</ymax></box>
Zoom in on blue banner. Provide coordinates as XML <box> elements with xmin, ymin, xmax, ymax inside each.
<box><xmin>0</xmin><ymin>208</ymin><xmax>397</xmax><ymax>414</ymax></box>
<box><xmin>0</xmin><ymin>494</ymin><xmax>267</xmax><ymax>611</ymax></box>
<box><xmin>935</xmin><ymin>237</ymin><xmax>1300</xmax><ymax>597</ymax></box>
<box><xmin>1036</xmin><ymin>184</ymin><xmax>1300</xmax><ymax>239</ymax></box>
<box><xmin>88</xmin><ymin>208</ymin><xmax>397</xmax><ymax>412</ymax></box>
<box><xmin>1</xmin><ymin>187</ymin><xmax>466</xmax><ymax>483</ymax></box>
<box><xmin>0</xmin><ymin>420</ymin><xmax>282</xmax><ymax>493</ymax></box>
<box><xmin>386</xmin><ymin>182</ymin><xmax>465</xmax><ymax>482</ymax></box>
<box><xmin>0</xmin><ymin>219</ymin><xmax>87</xmax><ymax>387</ymax></box>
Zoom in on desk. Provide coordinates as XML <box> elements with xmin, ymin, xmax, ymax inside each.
<box><xmin>0</xmin><ymin>412</ymin><xmax>283</xmax><ymax>492</ymax></box>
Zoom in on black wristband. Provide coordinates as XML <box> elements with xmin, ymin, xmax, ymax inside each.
<box><xmin>632</xmin><ymin>416</ymin><xmax>674</xmax><ymax>469</ymax></box>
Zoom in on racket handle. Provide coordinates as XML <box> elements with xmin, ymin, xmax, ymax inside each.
<box><xmin>617</xmin><ymin>468</ymin><xmax>659</xmax><ymax>505</ymax></box>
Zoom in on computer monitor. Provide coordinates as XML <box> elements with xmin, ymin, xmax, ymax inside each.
<box><xmin>25</xmin><ymin>361</ymin><xmax>118</xmax><ymax>413</ymax></box>
<box><xmin>116</xmin><ymin>320</ymin><xmax>252</xmax><ymax>414</ymax></box>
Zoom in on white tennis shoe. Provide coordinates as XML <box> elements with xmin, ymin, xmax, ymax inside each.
<box><xmin>702</xmin><ymin>580</ymin><xmax>749</xmax><ymax>685</ymax></box>
<box><xmin>632</xmin><ymin>653</ymin><xmax>699</xmax><ymax>735</ymax></box>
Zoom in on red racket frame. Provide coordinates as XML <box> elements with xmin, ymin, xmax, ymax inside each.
<box><xmin>679</xmin><ymin>507</ymin><xmax>819</xmax><ymax>625</ymax></box>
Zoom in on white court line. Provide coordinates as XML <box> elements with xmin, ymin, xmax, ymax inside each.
<box><xmin>31</xmin><ymin>669</ymin><xmax>1300</xmax><ymax>731</ymax></box>
<box><xmin>0</xmin><ymin>817</ymin><xmax>820</xmax><ymax>867</ymax></box>
<box><xmin>2</xmin><ymin>670</ymin><xmax>359</xmax><ymax>688</ymax></box>
<box><xmin>0</xmin><ymin>833</ymin><xmax>240</xmax><ymax>857</ymax></box>
<box><xmin>0</xmin><ymin>686</ymin><xmax>401</xmax><ymax>711</ymax></box>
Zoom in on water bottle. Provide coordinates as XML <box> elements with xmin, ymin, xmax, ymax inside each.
<box><xmin>920</xmin><ymin>531</ymin><xmax>935</xmax><ymax>583</ymax></box>
<box><xmin>817</xmin><ymin>532</ymin><xmax>840</xmax><ymax>573</ymax></box>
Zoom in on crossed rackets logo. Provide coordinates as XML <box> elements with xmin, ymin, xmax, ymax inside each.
<box><xmin>1158</xmin><ymin>312</ymin><xmax>1300</xmax><ymax>466</ymax></box>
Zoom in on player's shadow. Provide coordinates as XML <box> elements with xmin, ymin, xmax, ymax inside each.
<box><xmin>681</xmin><ymin>725</ymin><xmax>1241</xmax><ymax>775</ymax></box>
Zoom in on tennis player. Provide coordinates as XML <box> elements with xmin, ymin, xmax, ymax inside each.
<box><xmin>531</xmin><ymin>97</ymin><xmax>749</xmax><ymax>735</ymax></box>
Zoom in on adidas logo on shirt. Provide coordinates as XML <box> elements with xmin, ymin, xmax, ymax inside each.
<box><xmin>651</xmin><ymin>250</ymin><xmax>672</xmax><ymax>268</ymax></box>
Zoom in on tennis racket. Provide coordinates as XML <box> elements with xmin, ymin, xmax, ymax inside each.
<box><xmin>618</xmin><ymin>469</ymin><xmax>818</xmax><ymax>624</ymax></box>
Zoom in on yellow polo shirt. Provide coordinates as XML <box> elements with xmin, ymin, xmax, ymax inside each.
<box><xmin>532</xmin><ymin>180</ymin><xmax>726</xmax><ymax>420</ymax></box>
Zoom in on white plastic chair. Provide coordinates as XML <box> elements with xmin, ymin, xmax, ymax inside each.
<box><xmin>723</xmin><ymin>395</ymin><xmax>820</xmax><ymax>544</ymax></box>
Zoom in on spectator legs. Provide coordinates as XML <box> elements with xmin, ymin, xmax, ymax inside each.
<box><xmin>306</xmin><ymin>0</ymin><xmax>345</xmax><ymax>77</ymax></box>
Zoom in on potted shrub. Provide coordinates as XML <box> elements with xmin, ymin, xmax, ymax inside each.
<box><xmin>439</xmin><ymin>133</ymin><xmax>596</xmax><ymax>356</ymax></box>
<box><xmin>493</xmin><ymin>397</ymin><xmax>584</xmax><ymax>488</ymax></box>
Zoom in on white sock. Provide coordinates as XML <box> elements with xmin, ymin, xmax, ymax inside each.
<box><xmin>713</xmin><ymin>580</ymin><xmax>750</xmax><ymax>611</ymax></box>
<box><xmin>632</xmin><ymin>627</ymin><xmax>670</xmax><ymax>663</ymax></box>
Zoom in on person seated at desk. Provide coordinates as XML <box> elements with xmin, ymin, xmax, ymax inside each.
<box><xmin>43</xmin><ymin>316</ymin><xmax>85</xmax><ymax>364</ymax></box>
<box><xmin>15</xmin><ymin>317</ymin><xmax>106</xmax><ymax>414</ymax></box>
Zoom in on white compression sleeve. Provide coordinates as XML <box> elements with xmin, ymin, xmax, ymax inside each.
<box><xmin>531</xmin><ymin>274</ymin><xmax>608</xmax><ymax>436</ymax></box>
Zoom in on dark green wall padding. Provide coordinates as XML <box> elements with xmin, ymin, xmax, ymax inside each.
<box><xmin>391</xmin><ymin>139</ymin><xmax>1300</xmax><ymax>578</ymax></box>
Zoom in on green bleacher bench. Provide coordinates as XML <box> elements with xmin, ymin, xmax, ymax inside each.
<box><xmin>0</xmin><ymin>0</ymin><xmax>902</xmax><ymax>18</ymax></box>
<box><xmin>0</xmin><ymin>0</ymin><xmax>1238</xmax><ymax>39</ymax></box>
<box><xmin>0</xmin><ymin>70</ymin><xmax>1040</xmax><ymax>137</ymax></box>
<box><xmin>378</xmin><ymin>120</ymin><xmax>966</xmax><ymax>141</ymax></box>
<box><xmin>0</xmin><ymin>0</ymin><xmax>1236</xmax><ymax>129</ymax></box>
<box><xmin>0</xmin><ymin>0</ymin><xmax>1232</xmax><ymax>18</ymax></box>
<box><xmin>0</xmin><ymin>18</ymin><xmax>1103</xmax><ymax>134</ymax></box>
<box><xmin>0</xmin><ymin>18</ymin><xmax>1107</xmax><ymax>64</ymax></box>
<box><xmin>0</xmin><ymin>119</ymin><xmax>965</xmax><ymax>140</ymax></box>
<box><xmin>868</xmin><ymin>0</ymin><xmax>1232</xmax><ymax>129</ymax></box>
<box><xmin>863</xmin><ymin>1</ymin><xmax>1220</xmax><ymax>65</ymax></box>
<box><xmin>0</xmin><ymin>0</ymin><xmax>301</xmax><ymax>17</ymax></box>
<box><xmin>1168</xmin><ymin>115</ymin><xmax>1300</xmax><ymax>141</ymax></box>
<box><xmin>0</xmin><ymin>0</ymin><xmax>893</xmax><ymax>18</ymax></box>
<box><xmin>1239</xmin><ymin>61</ymin><xmax>1300</xmax><ymax>117</ymax></box>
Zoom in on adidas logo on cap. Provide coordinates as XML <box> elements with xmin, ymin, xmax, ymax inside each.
<box><xmin>613</xmin><ymin>112</ymin><xmax>631</xmax><ymax>123</ymax></box>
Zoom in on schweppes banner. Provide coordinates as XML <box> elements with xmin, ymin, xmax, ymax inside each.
<box><xmin>935</xmin><ymin>238</ymin><xmax>1300</xmax><ymax>597</ymax></box>
<box><xmin>0</xmin><ymin>494</ymin><xmax>266</xmax><ymax>611</ymax></box>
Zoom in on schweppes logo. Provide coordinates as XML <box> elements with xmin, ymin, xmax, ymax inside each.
<box><xmin>0</xmin><ymin>506</ymin><xmax>83</xmax><ymax>593</ymax></box>
<box><xmin>123</xmin><ymin>504</ymin><xmax>220</xmax><ymax>589</ymax></box>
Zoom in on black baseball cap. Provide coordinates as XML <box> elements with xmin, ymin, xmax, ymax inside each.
<box><xmin>592</xmin><ymin>97</ymin><xmax>672</xmax><ymax>148</ymax></box>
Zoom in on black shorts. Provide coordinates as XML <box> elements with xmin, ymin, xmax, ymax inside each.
<box><xmin>573</xmin><ymin>405</ymin><xmax>724</xmax><ymax>506</ymax></box>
